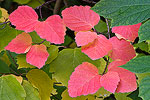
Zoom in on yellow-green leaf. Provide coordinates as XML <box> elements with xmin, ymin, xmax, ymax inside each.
<box><xmin>22</xmin><ymin>80</ymin><xmax>40</xmax><ymax>100</ymax></box>
<box><xmin>17</xmin><ymin>54</ymin><xmax>35</xmax><ymax>69</ymax></box>
<box><xmin>0</xmin><ymin>75</ymin><xmax>26</xmax><ymax>100</ymax></box>
<box><xmin>26</xmin><ymin>69</ymin><xmax>53</xmax><ymax>100</ymax></box>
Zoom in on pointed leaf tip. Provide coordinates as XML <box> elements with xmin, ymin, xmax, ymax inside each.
<box><xmin>68</xmin><ymin>62</ymin><xmax>101</xmax><ymax>97</ymax></box>
<box><xmin>62</xmin><ymin>5</ymin><xmax>100</xmax><ymax>31</ymax></box>
<box><xmin>26</xmin><ymin>44</ymin><xmax>49</xmax><ymax>68</ymax></box>
<box><xmin>112</xmin><ymin>23</ymin><xmax>141</xmax><ymax>42</ymax></box>
<box><xmin>5</xmin><ymin>32</ymin><xmax>32</xmax><ymax>54</ymax></box>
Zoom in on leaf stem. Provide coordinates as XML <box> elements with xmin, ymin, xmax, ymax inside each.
<box><xmin>32</xmin><ymin>39</ymin><xmax>46</xmax><ymax>45</ymax></box>
<box><xmin>102</xmin><ymin>57</ymin><xmax>109</xmax><ymax>75</ymax></box>
<box><xmin>102</xmin><ymin>18</ymin><xmax>111</xmax><ymax>75</ymax></box>
<box><xmin>82</xmin><ymin>0</ymin><xmax>96</xmax><ymax>4</ymax></box>
<box><xmin>7</xmin><ymin>51</ymin><xmax>23</xmax><ymax>76</ymax></box>
<box><xmin>105</xmin><ymin>18</ymin><xmax>111</xmax><ymax>39</ymax></box>
<box><xmin>53</xmin><ymin>0</ymin><xmax>63</xmax><ymax>14</ymax></box>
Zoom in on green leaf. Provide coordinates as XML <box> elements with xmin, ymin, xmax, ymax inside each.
<box><xmin>134</xmin><ymin>42</ymin><xmax>148</xmax><ymax>52</ymax></box>
<box><xmin>22</xmin><ymin>80</ymin><xmax>40</xmax><ymax>100</ymax></box>
<box><xmin>17</xmin><ymin>54</ymin><xmax>35</xmax><ymax>69</ymax></box>
<box><xmin>136</xmin><ymin>73</ymin><xmax>150</xmax><ymax>83</ymax></box>
<box><xmin>115</xmin><ymin>93</ymin><xmax>132</xmax><ymax>100</ymax></box>
<box><xmin>120</xmin><ymin>56</ymin><xmax>150</xmax><ymax>73</ymax></box>
<box><xmin>0</xmin><ymin>75</ymin><xmax>26</xmax><ymax>100</ymax></box>
<box><xmin>139</xmin><ymin>76</ymin><xmax>150</xmax><ymax>100</ymax></box>
<box><xmin>128</xmin><ymin>88</ymin><xmax>142</xmax><ymax>100</ymax></box>
<box><xmin>26</xmin><ymin>69</ymin><xmax>53</xmax><ymax>100</ymax></box>
<box><xmin>139</xmin><ymin>20</ymin><xmax>150</xmax><ymax>42</ymax></box>
<box><xmin>46</xmin><ymin>45</ymin><xmax>59</xmax><ymax>64</ymax></box>
<box><xmin>49</xmin><ymin>48</ymin><xmax>100</xmax><ymax>86</ymax></box>
<box><xmin>94</xmin><ymin>87</ymin><xmax>111</xmax><ymax>98</ymax></box>
<box><xmin>13</xmin><ymin>0</ymin><xmax>31</xmax><ymax>4</ymax></box>
<box><xmin>0</xmin><ymin>25</ymin><xmax>21</xmax><ymax>52</ymax></box>
<box><xmin>92</xmin><ymin>0</ymin><xmax>150</xmax><ymax>27</ymax></box>
<box><xmin>0</xmin><ymin>59</ymin><xmax>10</xmax><ymax>73</ymax></box>
<box><xmin>29</xmin><ymin>32</ymin><xmax>50</xmax><ymax>47</ymax></box>
<box><xmin>27</xmin><ymin>0</ymin><xmax>44</xmax><ymax>8</ymax></box>
<box><xmin>61</xmin><ymin>35</ymin><xmax>73</xmax><ymax>46</ymax></box>
<box><xmin>94</xmin><ymin>20</ymin><xmax>108</xmax><ymax>33</ymax></box>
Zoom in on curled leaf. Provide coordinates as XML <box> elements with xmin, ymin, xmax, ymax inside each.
<box><xmin>112</xmin><ymin>23</ymin><xmax>141</xmax><ymax>42</ymax></box>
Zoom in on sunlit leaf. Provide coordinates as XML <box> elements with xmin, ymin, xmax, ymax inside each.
<box><xmin>62</xmin><ymin>5</ymin><xmax>100</xmax><ymax>31</ymax></box>
<box><xmin>68</xmin><ymin>62</ymin><xmax>101</xmax><ymax>97</ymax></box>
<box><xmin>26</xmin><ymin>69</ymin><xmax>53</xmax><ymax>100</ymax></box>
<box><xmin>5</xmin><ymin>32</ymin><xmax>32</xmax><ymax>54</ymax></box>
<box><xmin>0</xmin><ymin>75</ymin><xmax>26</xmax><ymax>100</ymax></box>
<box><xmin>26</xmin><ymin>44</ymin><xmax>49</xmax><ymax>68</ymax></box>
<box><xmin>109</xmin><ymin>36</ymin><xmax>136</xmax><ymax>61</ymax></box>
<box><xmin>112</xmin><ymin>23</ymin><xmax>141</xmax><ymax>42</ymax></box>
<box><xmin>50</xmin><ymin>48</ymin><xmax>100</xmax><ymax>86</ymax></box>
<box><xmin>22</xmin><ymin>80</ymin><xmax>40</xmax><ymax>100</ymax></box>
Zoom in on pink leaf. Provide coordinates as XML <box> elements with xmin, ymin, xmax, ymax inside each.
<box><xmin>109</xmin><ymin>36</ymin><xmax>136</xmax><ymax>61</ymax></box>
<box><xmin>112</xmin><ymin>23</ymin><xmax>141</xmax><ymax>42</ymax></box>
<box><xmin>68</xmin><ymin>62</ymin><xmax>101</xmax><ymax>97</ymax></box>
<box><xmin>35</xmin><ymin>15</ymin><xmax>66</xmax><ymax>44</ymax></box>
<box><xmin>100</xmin><ymin>71</ymin><xmax>120</xmax><ymax>93</ymax></box>
<box><xmin>75</xmin><ymin>31</ymin><xmax>98</xmax><ymax>46</ymax></box>
<box><xmin>108</xmin><ymin>60</ymin><xmax>137</xmax><ymax>93</ymax></box>
<box><xmin>62</xmin><ymin>6</ymin><xmax>100</xmax><ymax>31</ymax></box>
<box><xmin>81</xmin><ymin>35</ymin><xmax>112</xmax><ymax>60</ymax></box>
<box><xmin>9</xmin><ymin>6</ymin><xmax>39</xmax><ymax>32</ymax></box>
<box><xmin>5</xmin><ymin>32</ymin><xmax>32</xmax><ymax>54</ymax></box>
<box><xmin>26</xmin><ymin>44</ymin><xmax>49</xmax><ymax>68</ymax></box>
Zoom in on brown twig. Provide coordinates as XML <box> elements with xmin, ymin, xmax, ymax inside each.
<box><xmin>53</xmin><ymin>0</ymin><xmax>63</xmax><ymax>14</ymax></box>
<box><xmin>63</xmin><ymin>0</ymin><xmax>69</xmax><ymax>7</ymax></box>
<box><xmin>82</xmin><ymin>0</ymin><xmax>96</xmax><ymax>4</ymax></box>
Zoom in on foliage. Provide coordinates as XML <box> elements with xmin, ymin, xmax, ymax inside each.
<box><xmin>0</xmin><ymin>0</ymin><xmax>150</xmax><ymax>100</ymax></box>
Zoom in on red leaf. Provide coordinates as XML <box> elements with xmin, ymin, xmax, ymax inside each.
<box><xmin>75</xmin><ymin>31</ymin><xmax>98</xmax><ymax>46</ymax></box>
<box><xmin>62</xmin><ymin>6</ymin><xmax>100</xmax><ymax>31</ymax></box>
<box><xmin>35</xmin><ymin>15</ymin><xmax>66</xmax><ymax>44</ymax></box>
<box><xmin>26</xmin><ymin>44</ymin><xmax>49</xmax><ymax>68</ymax></box>
<box><xmin>9</xmin><ymin>6</ymin><xmax>66</xmax><ymax>44</ymax></box>
<box><xmin>68</xmin><ymin>62</ymin><xmax>101</xmax><ymax>97</ymax></box>
<box><xmin>108</xmin><ymin>60</ymin><xmax>137</xmax><ymax>93</ymax></box>
<box><xmin>9</xmin><ymin>6</ymin><xmax>39</xmax><ymax>32</ymax></box>
<box><xmin>81</xmin><ymin>35</ymin><xmax>112</xmax><ymax>60</ymax></box>
<box><xmin>109</xmin><ymin>36</ymin><xmax>136</xmax><ymax>61</ymax></box>
<box><xmin>100</xmin><ymin>71</ymin><xmax>120</xmax><ymax>93</ymax></box>
<box><xmin>5</xmin><ymin>32</ymin><xmax>32</xmax><ymax>54</ymax></box>
<box><xmin>112</xmin><ymin>23</ymin><xmax>141</xmax><ymax>42</ymax></box>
